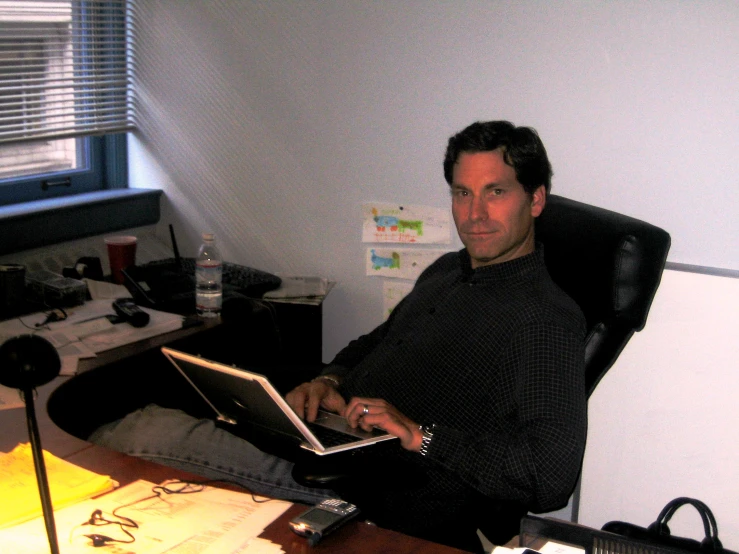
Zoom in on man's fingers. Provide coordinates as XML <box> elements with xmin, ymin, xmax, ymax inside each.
<box><xmin>321</xmin><ymin>391</ymin><xmax>348</xmax><ymax>417</ymax></box>
<box><xmin>306</xmin><ymin>389</ymin><xmax>322</xmax><ymax>422</ymax></box>
<box><xmin>286</xmin><ymin>381</ymin><xmax>346</xmax><ymax>422</ymax></box>
<box><xmin>344</xmin><ymin>399</ymin><xmax>419</xmax><ymax>449</ymax></box>
<box><xmin>286</xmin><ymin>387</ymin><xmax>308</xmax><ymax>419</ymax></box>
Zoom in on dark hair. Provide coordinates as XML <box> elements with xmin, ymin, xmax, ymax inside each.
<box><xmin>443</xmin><ymin>120</ymin><xmax>553</xmax><ymax>195</ymax></box>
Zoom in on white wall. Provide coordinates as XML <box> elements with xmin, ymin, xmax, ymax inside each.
<box><xmin>124</xmin><ymin>0</ymin><xmax>738</xmax><ymax>543</ymax></box>
<box><xmin>128</xmin><ymin>0</ymin><xmax>739</xmax><ymax>360</ymax></box>
<box><xmin>581</xmin><ymin>269</ymin><xmax>739</xmax><ymax>546</ymax></box>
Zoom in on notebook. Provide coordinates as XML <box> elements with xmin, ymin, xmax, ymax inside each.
<box><xmin>161</xmin><ymin>347</ymin><xmax>395</xmax><ymax>455</ymax></box>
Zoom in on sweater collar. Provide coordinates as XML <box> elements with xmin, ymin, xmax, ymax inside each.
<box><xmin>458</xmin><ymin>243</ymin><xmax>546</xmax><ymax>282</ymax></box>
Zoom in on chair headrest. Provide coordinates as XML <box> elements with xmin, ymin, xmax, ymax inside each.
<box><xmin>535</xmin><ymin>195</ymin><xmax>671</xmax><ymax>333</ymax></box>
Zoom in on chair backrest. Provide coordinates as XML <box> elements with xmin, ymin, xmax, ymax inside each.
<box><xmin>535</xmin><ymin>195</ymin><xmax>671</xmax><ymax>397</ymax></box>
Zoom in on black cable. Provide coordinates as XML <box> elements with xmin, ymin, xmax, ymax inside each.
<box><xmin>74</xmin><ymin>478</ymin><xmax>275</xmax><ymax>548</ymax></box>
<box><xmin>17</xmin><ymin>306</ymin><xmax>68</xmax><ymax>331</ymax></box>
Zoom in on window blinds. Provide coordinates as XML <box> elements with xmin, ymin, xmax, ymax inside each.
<box><xmin>0</xmin><ymin>0</ymin><xmax>134</xmax><ymax>145</ymax></box>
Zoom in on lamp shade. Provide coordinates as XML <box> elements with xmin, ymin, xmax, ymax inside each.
<box><xmin>0</xmin><ymin>335</ymin><xmax>61</xmax><ymax>390</ymax></box>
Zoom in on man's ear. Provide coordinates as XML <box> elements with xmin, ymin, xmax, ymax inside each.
<box><xmin>530</xmin><ymin>185</ymin><xmax>546</xmax><ymax>218</ymax></box>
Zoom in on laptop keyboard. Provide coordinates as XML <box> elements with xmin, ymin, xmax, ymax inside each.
<box><xmin>306</xmin><ymin>422</ymin><xmax>364</xmax><ymax>448</ymax></box>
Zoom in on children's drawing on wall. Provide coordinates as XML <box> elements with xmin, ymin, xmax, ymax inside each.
<box><xmin>366</xmin><ymin>248</ymin><xmax>451</xmax><ymax>280</ymax></box>
<box><xmin>370</xmin><ymin>249</ymin><xmax>400</xmax><ymax>270</ymax></box>
<box><xmin>362</xmin><ymin>203</ymin><xmax>451</xmax><ymax>244</ymax></box>
<box><xmin>382</xmin><ymin>280</ymin><xmax>414</xmax><ymax>320</ymax></box>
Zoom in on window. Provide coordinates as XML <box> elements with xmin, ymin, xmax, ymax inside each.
<box><xmin>0</xmin><ymin>1</ymin><xmax>160</xmax><ymax>258</ymax></box>
<box><xmin>0</xmin><ymin>0</ymin><xmax>134</xmax><ymax>206</ymax></box>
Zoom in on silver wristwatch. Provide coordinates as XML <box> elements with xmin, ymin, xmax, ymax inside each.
<box><xmin>419</xmin><ymin>424</ymin><xmax>435</xmax><ymax>456</ymax></box>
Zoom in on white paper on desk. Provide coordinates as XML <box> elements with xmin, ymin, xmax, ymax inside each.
<box><xmin>538</xmin><ymin>541</ymin><xmax>586</xmax><ymax>554</ymax></box>
<box><xmin>79</xmin><ymin>310</ymin><xmax>183</xmax><ymax>353</ymax></box>
<box><xmin>36</xmin><ymin>329</ymin><xmax>80</xmax><ymax>349</ymax></box>
<box><xmin>84</xmin><ymin>278</ymin><xmax>131</xmax><ymax>300</ymax></box>
<box><xmin>264</xmin><ymin>276</ymin><xmax>330</xmax><ymax>299</ymax></box>
<box><xmin>234</xmin><ymin>537</ymin><xmax>286</xmax><ymax>554</ymax></box>
<box><xmin>1</xmin><ymin>300</ymin><xmax>184</xmax><ymax>376</ymax></box>
<box><xmin>0</xmin><ymin>479</ymin><xmax>291</xmax><ymax>554</ymax></box>
<box><xmin>55</xmin><ymin>341</ymin><xmax>98</xmax><ymax>376</ymax></box>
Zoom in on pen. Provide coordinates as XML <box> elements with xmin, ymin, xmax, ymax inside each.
<box><xmin>74</xmin><ymin>314</ymin><xmax>116</xmax><ymax>325</ymax></box>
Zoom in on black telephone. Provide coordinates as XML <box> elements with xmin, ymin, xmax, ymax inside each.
<box><xmin>112</xmin><ymin>298</ymin><xmax>150</xmax><ymax>328</ymax></box>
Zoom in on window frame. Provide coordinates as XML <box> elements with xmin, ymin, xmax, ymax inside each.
<box><xmin>0</xmin><ymin>0</ymin><xmax>132</xmax><ymax>207</ymax></box>
<box><xmin>0</xmin><ymin>135</ymin><xmax>123</xmax><ymax>207</ymax></box>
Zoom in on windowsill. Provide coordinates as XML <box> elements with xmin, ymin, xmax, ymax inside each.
<box><xmin>0</xmin><ymin>189</ymin><xmax>162</xmax><ymax>256</ymax></box>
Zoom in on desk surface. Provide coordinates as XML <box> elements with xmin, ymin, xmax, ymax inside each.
<box><xmin>1</xmin><ymin>340</ymin><xmax>468</xmax><ymax>553</ymax></box>
<box><xmin>59</xmin><ymin>446</ymin><xmax>468</xmax><ymax>554</ymax></box>
<box><xmin>76</xmin><ymin>315</ymin><xmax>221</xmax><ymax>373</ymax></box>
<box><xmin>1</xmin><ymin>429</ymin><xmax>466</xmax><ymax>553</ymax></box>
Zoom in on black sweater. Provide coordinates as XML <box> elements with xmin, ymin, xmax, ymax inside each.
<box><xmin>323</xmin><ymin>246</ymin><xmax>587</xmax><ymax>548</ymax></box>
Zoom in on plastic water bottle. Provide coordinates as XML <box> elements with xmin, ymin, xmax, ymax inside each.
<box><xmin>195</xmin><ymin>233</ymin><xmax>222</xmax><ymax>317</ymax></box>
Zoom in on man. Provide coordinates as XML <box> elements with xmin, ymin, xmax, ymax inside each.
<box><xmin>91</xmin><ymin>121</ymin><xmax>586</xmax><ymax>552</ymax></box>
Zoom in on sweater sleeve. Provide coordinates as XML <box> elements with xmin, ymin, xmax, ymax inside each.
<box><xmin>425</xmin><ymin>319</ymin><xmax>587</xmax><ymax>512</ymax></box>
<box><xmin>322</xmin><ymin>255</ymin><xmax>454</xmax><ymax>381</ymax></box>
<box><xmin>320</xmin><ymin>319</ymin><xmax>393</xmax><ymax>380</ymax></box>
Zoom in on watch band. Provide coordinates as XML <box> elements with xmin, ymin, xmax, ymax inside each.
<box><xmin>419</xmin><ymin>424</ymin><xmax>435</xmax><ymax>456</ymax></box>
<box><xmin>312</xmin><ymin>375</ymin><xmax>340</xmax><ymax>388</ymax></box>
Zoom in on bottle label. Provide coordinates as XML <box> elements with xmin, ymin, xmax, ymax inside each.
<box><xmin>195</xmin><ymin>262</ymin><xmax>222</xmax><ymax>285</ymax></box>
<box><xmin>196</xmin><ymin>262</ymin><xmax>222</xmax><ymax>315</ymax></box>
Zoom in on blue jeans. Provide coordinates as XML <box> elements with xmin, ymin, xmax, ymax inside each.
<box><xmin>89</xmin><ymin>404</ymin><xmax>335</xmax><ymax>505</ymax></box>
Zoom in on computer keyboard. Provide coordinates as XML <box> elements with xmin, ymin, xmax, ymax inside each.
<box><xmin>124</xmin><ymin>258</ymin><xmax>282</xmax><ymax>314</ymax></box>
<box><xmin>146</xmin><ymin>257</ymin><xmax>282</xmax><ymax>298</ymax></box>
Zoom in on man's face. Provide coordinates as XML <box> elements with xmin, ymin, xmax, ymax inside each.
<box><xmin>451</xmin><ymin>149</ymin><xmax>546</xmax><ymax>269</ymax></box>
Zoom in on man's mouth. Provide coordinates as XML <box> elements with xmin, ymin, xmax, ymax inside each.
<box><xmin>463</xmin><ymin>229</ymin><xmax>497</xmax><ymax>239</ymax></box>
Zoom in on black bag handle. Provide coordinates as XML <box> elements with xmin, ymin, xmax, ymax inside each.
<box><xmin>646</xmin><ymin>497</ymin><xmax>724</xmax><ymax>553</ymax></box>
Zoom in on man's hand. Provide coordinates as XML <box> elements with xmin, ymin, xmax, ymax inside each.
<box><xmin>285</xmin><ymin>378</ymin><xmax>346</xmax><ymax>422</ymax></box>
<box><xmin>345</xmin><ymin>397</ymin><xmax>423</xmax><ymax>452</ymax></box>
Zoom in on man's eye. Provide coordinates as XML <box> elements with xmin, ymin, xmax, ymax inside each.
<box><xmin>490</xmin><ymin>188</ymin><xmax>504</xmax><ymax>196</ymax></box>
<box><xmin>453</xmin><ymin>189</ymin><xmax>469</xmax><ymax>197</ymax></box>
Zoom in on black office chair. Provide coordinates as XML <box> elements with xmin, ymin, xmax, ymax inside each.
<box><xmin>293</xmin><ymin>194</ymin><xmax>671</xmax><ymax>552</ymax></box>
<box><xmin>535</xmin><ymin>194</ymin><xmax>671</xmax><ymax>396</ymax></box>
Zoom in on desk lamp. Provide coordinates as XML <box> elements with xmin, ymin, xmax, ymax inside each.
<box><xmin>0</xmin><ymin>335</ymin><xmax>61</xmax><ymax>554</ymax></box>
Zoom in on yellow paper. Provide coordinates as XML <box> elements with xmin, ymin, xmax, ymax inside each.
<box><xmin>0</xmin><ymin>443</ymin><xmax>118</xmax><ymax>529</ymax></box>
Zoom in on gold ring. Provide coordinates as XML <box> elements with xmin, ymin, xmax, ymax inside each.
<box><xmin>362</xmin><ymin>404</ymin><xmax>369</xmax><ymax>415</ymax></box>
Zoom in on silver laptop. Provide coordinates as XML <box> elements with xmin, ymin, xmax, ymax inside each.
<box><xmin>161</xmin><ymin>347</ymin><xmax>395</xmax><ymax>455</ymax></box>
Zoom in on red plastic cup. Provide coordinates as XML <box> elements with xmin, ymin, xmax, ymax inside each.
<box><xmin>105</xmin><ymin>236</ymin><xmax>137</xmax><ymax>284</ymax></box>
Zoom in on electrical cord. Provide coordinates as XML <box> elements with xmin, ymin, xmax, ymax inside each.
<box><xmin>17</xmin><ymin>306</ymin><xmax>68</xmax><ymax>331</ymax></box>
<box><xmin>70</xmin><ymin>478</ymin><xmax>275</xmax><ymax>548</ymax></box>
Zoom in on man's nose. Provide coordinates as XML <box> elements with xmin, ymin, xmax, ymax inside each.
<box><xmin>469</xmin><ymin>195</ymin><xmax>488</xmax><ymax>221</ymax></box>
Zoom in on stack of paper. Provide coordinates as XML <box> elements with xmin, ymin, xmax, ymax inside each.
<box><xmin>0</xmin><ymin>478</ymin><xmax>291</xmax><ymax>553</ymax></box>
<box><xmin>263</xmin><ymin>276</ymin><xmax>335</xmax><ymax>305</ymax></box>
<box><xmin>0</xmin><ymin>298</ymin><xmax>185</xmax><ymax>375</ymax></box>
<box><xmin>0</xmin><ymin>443</ymin><xmax>118</xmax><ymax>529</ymax></box>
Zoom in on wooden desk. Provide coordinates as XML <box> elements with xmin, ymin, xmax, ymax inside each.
<box><xmin>62</xmin><ymin>446</ymin><xmax>466</xmax><ymax>553</ymax></box>
<box><xmin>2</xmin><ymin>333</ymin><xmax>467</xmax><ymax>553</ymax></box>
<box><xmin>0</xmin><ymin>377</ymin><xmax>87</xmax><ymax>457</ymax></box>
<box><xmin>76</xmin><ymin>316</ymin><xmax>222</xmax><ymax>373</ymax></box>
<box><xmin>2</xmin><ymin>414</ymin><xmax>466</xmax><ymax>553</ymax></box>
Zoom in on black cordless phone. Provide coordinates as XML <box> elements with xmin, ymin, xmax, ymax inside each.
<box><xmin>112</xmin><ymin>298</ymin><xmax>150</xmax><ymax>328</ymax></box>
